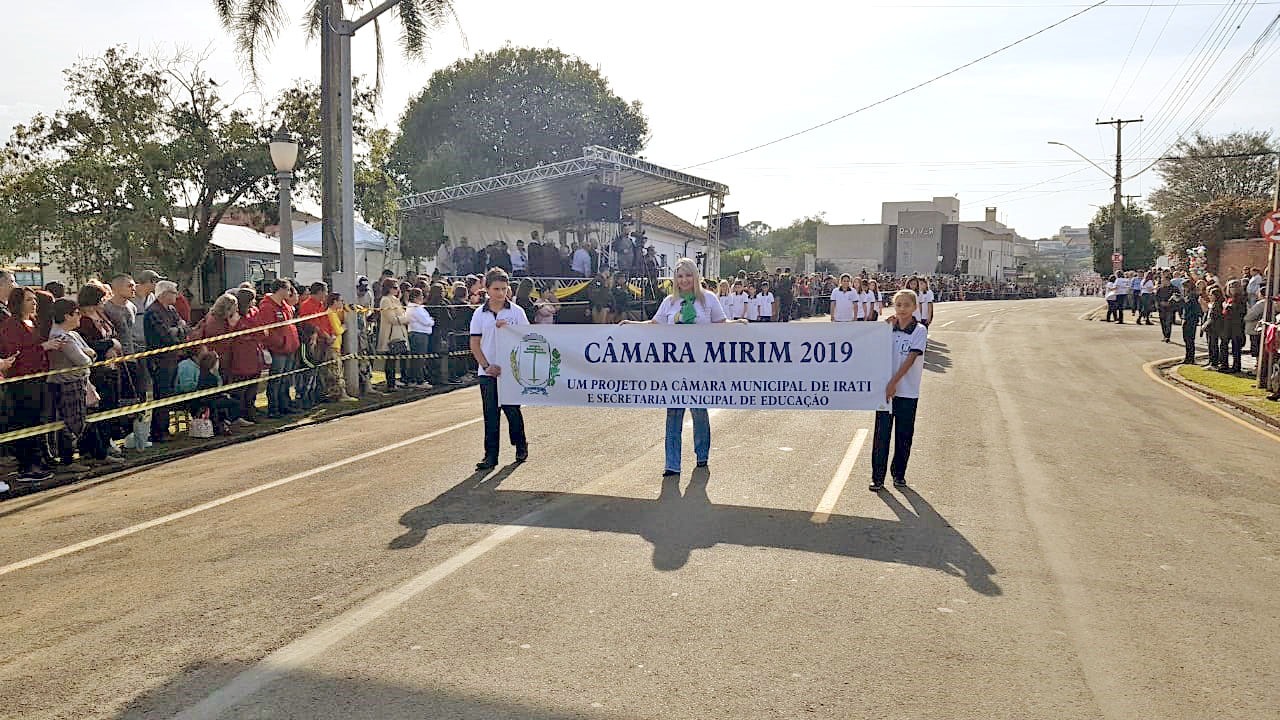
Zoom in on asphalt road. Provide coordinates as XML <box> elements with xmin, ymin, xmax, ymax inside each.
<box><xmin>1</xmin><ymin>297</ymin><xmax>1277</xmax><ymax>720</ymax></box>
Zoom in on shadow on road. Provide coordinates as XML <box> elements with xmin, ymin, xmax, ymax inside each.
<box><xmin>390</xmin><ymin>467</ymin><xmax>1000</xmax><ymax>596</ymax></box>
<box><xmin>924</xmin><ymin>338</ymin><xmax>951</xmax><ymax>374</ymax></box>
<box><xmin>114</xmin><ymin>660</ymin><xmax>599</xmax><ymax>719</ymax></box>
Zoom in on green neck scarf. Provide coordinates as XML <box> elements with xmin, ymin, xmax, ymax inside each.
<box><xmin>678</xmin><ymin>292</ymin><xmax>698</xmax><ymax>324</ymax></box>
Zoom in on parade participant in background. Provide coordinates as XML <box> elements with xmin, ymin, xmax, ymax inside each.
<box><xmin>469</xmin><ymin>267</ymin><xmax>530</xmax><ymax>470</ymax></box>
<box><xmin>916</xmin><ymin>278</ymin><xmax>935</xmax><ymax>326</ymax></box>
<box><xmin>745</xmin><ymin>284</ymin><xmax>760</xmax><ymax>322</ymax></box>
<box><xmin>623</xmin><ymin>257</ymin><xmax>741</xmax><ymax>477</ymax></box>
<box><xmin>830</xmin><ymin>274</ymin><xmax>857</xmax><ymax>323</ymax></box>
<box><xmin>871</xmin><ymin>289</ymin><xmax>927</xmax><ymax>491</ymax></box>
<box><xmin>1</xmin><ymin>288</ymin><xmax>63</xmax><ymax>482</ymax></box>
<box><xmin>867</xmin><ymin>279</ymin><xmax>883</xmax><ymax>320</ymax></box>
<box><xmin>756</xmin><ymin>281</ymin><xmax>775</xmax><ymax>322</ymax></box>
<box><xmin>1105</xmin><ymin>275</ymin><xmax>1122</xmax><ymax>323</ymax></box>
<box><xmin>722</xmin><ymin>281</ymin><xmax>747</xmax><ymax>321</ymax></box>
<box><xmin>1139</xmin><ymin>271</ymin><xmax>1156</xmax><ymax>326</ymax></box>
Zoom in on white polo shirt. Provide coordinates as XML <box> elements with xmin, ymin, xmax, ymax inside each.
<box><xmin>830</xmin><ymin>288</ymin><xmax>858</xmax><ymax>322</ymax></box>
<box><xmin>745</xmin><ymin>294</ymin><xmax>760</xmax><ymax>321</ymax></box>
<box><xmin>914</xmin><ymin>289</ymin><xmax>934</xmax><ymax>322</ymax></box>
<box><xmin>756</xmin><ymin>291</ymin><xmax>775</xmax><ymax>318</ymax></box>
<box><xmin>861</xmin><ymin>290</ymin><xmax>878</xmax><ymax>319</ymax></box>
<box><xmin>652</xmin><ymin>290</ymin><xmax>727</xmax><ymax>325</ymax></box>
<box><xmin>470</xmin><ymin>300</ymin><xmax>529</xmax><ymax>370</ymax></box>
<box><xmin>722</xmin><ymin>292</ymin><xmax>747</xmax><ymax>320</ymax></box>
<box><xmin>891</xmin><ymin>319</ymin><xmax>928</xmax><ymax>399</ymax></box>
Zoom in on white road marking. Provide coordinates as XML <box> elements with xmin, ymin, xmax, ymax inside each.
<box><xmin>940</xmin><ymin>321</ymin><xmax>956</xmax><ymax>328</ymax></box>
<box><xmin>176</xmin><ymin>452</ymin><xmax>640</xmax><ymax>719</ymax></box>
<box><xmin>0</xmin><ymin>418</ymin><xmax>482</xmax><ymax>578</ymax></box>
<box><xmin>967</xmin><ymin>313</ymin><xmax>981</xmax><ymax>318</ymax></box>
<box><xmin>810</xmin><ymin>428</ymin><xmax>869</xmax><ymax>523</ymax></box>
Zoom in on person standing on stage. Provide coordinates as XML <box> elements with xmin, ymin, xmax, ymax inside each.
<box><xmin>622</xmin><ymin>257</ymin><xmax>742</xmax><ymax>477</ymax></box>
<box><xmin>830</xmin><ymin>273</ymin><xmax>857</xmax><ymax>323</ymax></box>
<box><xmin>469</xmin><ymin>268</ymin><xmax>530</xmax><ymax>470</ymax></box>
<box><xmin>871</xmin><ymin>289</ymin><xmax>927</xmax><ymax>491</ymax></box>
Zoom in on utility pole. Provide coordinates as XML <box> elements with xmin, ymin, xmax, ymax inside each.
<box><xmin>1097</xmin><ymin>118</ymin><xmax>1143</xmax><ymax>271</ymax></box>
<box><xmin>1123</xmin><ymin>194</ymin><xmax>1141</xmax><ymax>209</ymax></box>
<box><xmin>1259</xmin><ymin>154</ymin><xmax>1280</xmax><ymax>388</ymax></box>
<box><xmin>319</xmin><ymin>0</ymin><xmax>404</xmax><ymax>395</ymax></box>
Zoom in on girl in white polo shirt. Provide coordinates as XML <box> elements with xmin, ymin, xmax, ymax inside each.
<box><xmin>723</xmin><ymin>281</ymin><xmax>748</xmax><ymax>320</ymax></box>
<box><xmin>829</xmin><ymin>274</ymin><xmax>857</xmax><ymax>322</ymax></box>
<box><xmin>745</xmin><ymin>284</ymin><xmax>760</xmax><ymax>322</ymax></box>
<box><xmin>622</xmin><ymin>257</ymin><xmax>743</xmax><ymax>477</ymax></box>
<box><xmin>916</xmin><ymin>278</ymin><xmax>935</xmax><ymax>325</ymax></box>
<box><xmin>756</xmin><ymin>282</ymin><xmax>775</xmax><ymax>322</ymax></box>
<box><xmin>871</xmin><ymin>289</ymin><xmax>927</xmax><ymax>491</ymax></box>
<box><xmin>867</xmin><ymin>279</ymin><xmax>882</xmax><ymax>320</ymax></box>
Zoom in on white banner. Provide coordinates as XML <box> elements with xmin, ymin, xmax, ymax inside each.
<box><xmin>495</xmin><ymin>322</ymin><xmax>892</xmax><ymax>411</ymax></box>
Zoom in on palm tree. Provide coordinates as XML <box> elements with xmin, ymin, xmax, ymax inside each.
<box><xmin>213</xmin><ymin>0</ymin><xmax>456</xmax><ymax>90</ymax></box>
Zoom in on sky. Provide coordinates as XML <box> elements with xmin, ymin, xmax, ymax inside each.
<box><xmin>2</xmin><ymin>0</ymin><xmax>1278</xmax><ymax>240</ymax></box>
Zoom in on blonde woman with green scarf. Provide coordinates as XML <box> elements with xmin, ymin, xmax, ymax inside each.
<box><xmin>622</xmin><ymin>258</ymin><xmax>743</xmax><ymax>476</ymax></box>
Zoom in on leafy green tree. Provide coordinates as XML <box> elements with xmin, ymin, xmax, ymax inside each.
<box><xmin>758</xmin><ymin>213</ymin><xmax>826</xmax><ymax>259</ymax></box>
<box><xmin>273</xmin><ymin>78</ymin><xmax>379</xmax><ymax>203</ymax></box>
<box><xmin>720</xmin><ymin>248</ymin><xmax>766</xmax><ymax>276</ymax></box>
<box><xmin>1149</xmin><ymin>130</ymin><xmax>1277</xmax><ymax>253</ymax></box>
<box><xmin>392</xmin><ymin>46</ymin><xmax>649</xmax><ymax>191</ymax></box>
<box><xmin>1089</xmin><ymin>203</ymin><xmax>1157</xmax><ymax>274</ymax></box>
<box><xmin>1178</xmin><ymin>196</ymin><xmax>1272</xmax><ymax>274</ymax></box>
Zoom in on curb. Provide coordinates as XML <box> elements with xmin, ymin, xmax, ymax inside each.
<box><xmin>1159</xmin><ymin>359</ymin><xmax>1280</xmax><ymax>432</ymax></box>
<box><xmin>1144</xmin><ymin>357</ymin><xmax>1280</xmax><ymax>441</ymax></box>
<box><xmin>1078</xmin><ymin>303</ymin><xmax>1108</xmax><ymax>322</ymax></box>
<box><xmin>0</xmin><ymin>380</ymin><xmax>479</xmax><ymax>501</ymax></box>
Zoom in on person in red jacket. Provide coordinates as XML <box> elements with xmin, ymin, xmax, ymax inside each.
<box><xmin>257</xmin><ymin>279</ymin><xmax>300</xmax><ymax>418</ymax></box>
<box><xmin>202</xmin><ymin>292</ymin><xmax>262</xmax><ymax>425</ymax></box>
<box><xmin>1</xmin><ymin>287</ymin><xmax>64</xmax><ymax>482</ymax></box>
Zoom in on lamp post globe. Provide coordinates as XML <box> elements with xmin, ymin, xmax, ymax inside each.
<box><xmin>270</xmin><ymin>126</ymin><xmax>300</xmax><ymax>280</ymax></box>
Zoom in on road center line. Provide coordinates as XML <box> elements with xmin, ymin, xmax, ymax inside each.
<box><xmin>0</xmin><ymin>418</ymin><xmax>482</xmax><ymax>578</ymax></box>
<box><xmin>810</xmin><ymin>428</ymin><xmax>869</xmax><ymax>523</ymax></box>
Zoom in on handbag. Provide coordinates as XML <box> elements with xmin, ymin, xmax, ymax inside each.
<box><xmin>188</xmin><ymin>409</ymin><xmax>215</xmax><ymax>439</ymax></box>
<box><xmin>85</xmin><ymin>381</ymin><xmax>101</xmax><ymax>409</ymax></box>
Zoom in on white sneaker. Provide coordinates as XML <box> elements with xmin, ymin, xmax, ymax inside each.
<box><xmin>0</xmin><ymin>481</ymin><xmax>10</xmax><ymax>494</ymax></box>
<box><xmin>235</xmin><ymin>418</ymin><xmax>256</xmax><ymax>427</ymax></box>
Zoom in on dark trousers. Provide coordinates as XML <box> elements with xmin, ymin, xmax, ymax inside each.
<box><xmin>408</xmin><ymin>332</ymin><xmax>431</xmax><ymax>385</ymax></box>
<box><xmin>479</xmin><ymin>375</ymin><xmax>526</xmax><ymax>462</ymax></box>
<box><xmin>1206</xmin><ymin>332</ymin><xmax>1221</xmax><ymax>366</ymax></box>
<box><xmin>6</xmin><ymin>380</ymin><xmax>48</xmax><ymax>472</ymax></box>
<box><xmin>1221</xmin><ymin>336</ymin><xmax>1243</xmax><ymax>371</ymax></box>
<box><xmin>227</xmin><ymin>374</ymin><xmax>259</xmax><ymax>421</ymax></box>
<box><xmin>429</xmin><ymin>331</ymin><xmax>450</xmax><ymax>385</ymax></box>
<box><xmin>150</xmin><ymin>363</ymin><xmax>177</xmax><ymax>441</ymax></box>
<box><xmin>872</xmin><ymin>396</ymin><xmax>919</xmax><ymax>483</ymax></box>
<box><xmin>1158</xmin><ymin>305</ymin><xmax>1174</xmax><ymax>340</ymax></box>
<box><xmin>1183</xmin><ymin>326</ymin><xmax>1198</xmax><ymax>364</ymax></box>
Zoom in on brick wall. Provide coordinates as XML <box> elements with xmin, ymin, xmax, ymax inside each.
<box><xmin>1218</xmin><ymin>238</ymin><xmax>1272</xmax><ymax>277</ymax></box>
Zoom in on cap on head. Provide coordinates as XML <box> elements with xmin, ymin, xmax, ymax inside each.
<box><xmin>137</xmin><ymin>270</ymin><xmax>165</xmax><ymax>284</ymax></box>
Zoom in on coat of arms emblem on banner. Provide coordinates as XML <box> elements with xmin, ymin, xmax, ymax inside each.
<box><xmin>510</xmin><ymin>333</ymin><xmax>560</xmax><ymax>395</ymax></box>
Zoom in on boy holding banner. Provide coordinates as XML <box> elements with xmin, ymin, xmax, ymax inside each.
<box><xmin>469</xmin><ymin>268</ymin><xmax>530</xmax><ymax>470</ymax></box>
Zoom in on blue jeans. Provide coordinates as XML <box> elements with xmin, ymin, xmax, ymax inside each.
<box><xmin>268</xmin><ymin>352</ymin><xmax>296</xmax><ymax>415</ymax></box>
<box><xmin>664</xmin><ymin>408</ymin><xmax>710</xmax><ymax>473</ymax></box>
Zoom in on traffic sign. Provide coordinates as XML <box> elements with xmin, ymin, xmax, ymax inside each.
<box><xmin>1261</xmin><ymin>210</ymin><xmax>1280</xmax><ymax>242</ymax></box>
<box><xmin>1112</xmin><ymin>252</ymin><xmax>1123</xmax><ymax>269</ymax></box>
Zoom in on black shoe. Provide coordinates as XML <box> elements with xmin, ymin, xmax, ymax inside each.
<box><xmin>662</xmin><ymin>469</ymin><xmax>680</xmax><ymax>478</ymax></box>
<box><xmin>515</xmin><ymin>449</ymin><xmax>529</xmax><ymax>463</ymax></box>
<box><xmin>893</xmin><ymin>477</ymin><xmax>908</xmax><ymax>488</ymax></box>
<box><xmin>695</xmin><ymin>460</ymin><xmax>708</xmax><ymax>468</ymax></box>
<box><xmin>475</xmin><ymin>459</ymin><xmax>498</xmax><ymax>470</ymax></box>
<box><xmin>869</xmin><ymin>481</ymin><xmax>885</xmax><ymax>492</ymax></box>
<box><xmin>17</xmin><ymin>467</ymin><xmax>53</xmax><ymax>483</ymax></box>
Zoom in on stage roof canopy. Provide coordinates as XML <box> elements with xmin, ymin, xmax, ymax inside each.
<box><xmin>396</xmin><ymin>146</ymin><xmax>728</xmax><ymax>224</ymax></box>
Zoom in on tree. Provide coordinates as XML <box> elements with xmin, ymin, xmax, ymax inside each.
<box><xmin>720</xmin><ymin>248</ymin><xmax>766</xmax><ymax>276</ymax></box>
<box><xmin>1089</xmin><ymin>203</ymin><xmax>1157</xmax><ymax>274</ymax></box>
<box><xmin>0</xmin><ymin>48</ymin><xmax>282</xmax><ymax>292</ymax></box>
<box><xmin>392</xmin><ymin>46</ymin><xmax>649</xmax><ymax>191</ymax></box>
<box><xmin>1179</xmin><ymin>196</ymin><xmax>1272</xmax><ymax>274</ymax></box>
<box><xmin>728</xmin><ymin>220</ymin><xmax>771</xmax><ymax>251</ymax></box>
<box><xmin>273</xmin><ymin>78</ymin><xmax>378</xmax><ymax>203</ymax></box>
<box><xmin>214</xmin><ymin>0</ymin><xmax>455</xmax><ymax>84</ymax></box>
<box><xmin>1148</xmin><ymin>130</ymin><xmax>1277</xmax><ymax>253</ymax></box>
<box><xmin>758</xmin><ymin>214</ymin><xmax>826</xmax><ymax>260</ymax></box>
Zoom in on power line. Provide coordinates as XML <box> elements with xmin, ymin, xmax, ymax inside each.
<box><xmin>679</xmin><ymin>0</ymin><xmax>1111</xmax><ymax>170</ymax></box>
<box><xmin>1097</xmin><ymin>0</ymin><xmax>1159</xmax><ymax>118</ymax></box>
<box><xmin>1112</xmin><ymin>0</ymin><xmax>1184</xmax><ymax>112</ymax></box>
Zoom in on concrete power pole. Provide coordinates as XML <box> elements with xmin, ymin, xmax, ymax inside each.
<box><xmin>1097</xmin><ymin>118</ymin><xmax>1143</xmax><ymax>271</ymax></box>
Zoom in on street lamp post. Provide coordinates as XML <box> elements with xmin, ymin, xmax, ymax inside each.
<box><xmin>270</xmin><ymin>125</ymin><xmax>300</xmax><ymax>280</ymax></box>
<box><xmin>1049</xmin><ymin>140</ymin><xmax>1127</xmax><ymax>271</ymax></box>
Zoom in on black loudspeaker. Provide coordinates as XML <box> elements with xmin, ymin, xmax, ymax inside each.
<box><xmin>582</xmin><ymin>183</ymin><xmax>622</xmax><ymax>221</ymax></box>
<box><xmin>713</xmin><ymin>212</ymin><xmax>740</xmax><ymax>238</ymax></box>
